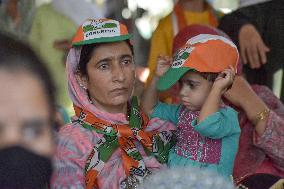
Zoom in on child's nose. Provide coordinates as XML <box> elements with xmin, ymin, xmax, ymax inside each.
<box><xmin>179</xmin><ymin>85</ymin><xmax>187</xmax><ymax>97</ymax></box>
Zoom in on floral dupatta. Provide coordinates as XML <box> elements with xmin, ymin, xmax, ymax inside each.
<box><xmin>74</xmin><ymin>97</ymin><xmax>176</xmax><ymax>189</ymax></box>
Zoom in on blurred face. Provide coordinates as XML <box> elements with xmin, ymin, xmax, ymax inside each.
<box><xmin>179</xmin><ymin>71</ymin><xmax>212</xmax><ymax>111</ymax></box>
<box><xmin>80</xmin><ymin>41</ymin><xmax>135</xmax><ymax>114</ymax></box>
<box><xmin>0</xmin><ymin>70</ymin><xmax>54</xmax><ymax>157</ymax></box>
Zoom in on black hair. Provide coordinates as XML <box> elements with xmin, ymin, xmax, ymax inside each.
<box><xmin>187</xmin><ymin>70</ymin><xmax>219</xmax><ymax>82</ymax></box>
<box><xmin>0</xmin><ymin>33</ymin><xmax>56</xmax><ymax>116</ymax></box>
<box><xmin>78</xmin><ymin>39</ymin><xmax>134</xmax><ymax>76</ymax></box>
<box><xmin>199</xmin><ymin>72</ymin><xmax>219</xmax><ymax>82</ymax></box>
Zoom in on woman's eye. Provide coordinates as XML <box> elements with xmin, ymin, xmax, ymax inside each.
<box><xmin>121</xmin><ymin>59</ymin><xmax>132</xmax><ymax>65</ymax></box>
<box><xmin>98</xmin><ymin>63</ymin><xmax>109</xmax><ymax>70</ymax></box>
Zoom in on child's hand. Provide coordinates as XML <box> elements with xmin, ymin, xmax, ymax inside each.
<box><xmin>155</xmin><ymin>55</ymin><xmax>171</xmax><ymax>77</ymax></box>
<box><xmin>212</xmin><ymin>66</ymin><xmax>235</xmax><ymax>94</ymax></box>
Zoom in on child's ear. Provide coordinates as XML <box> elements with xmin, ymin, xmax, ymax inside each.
<box><xmin>75</xmin><ymin>71</ymin><xmax>88</xmax><ymax>90</ymax></box>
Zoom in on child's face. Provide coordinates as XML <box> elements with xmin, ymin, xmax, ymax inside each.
<box><xmin>179</xmin><ymin>71</ymin><xmax>212</xmax><ymax>111</ymax></box>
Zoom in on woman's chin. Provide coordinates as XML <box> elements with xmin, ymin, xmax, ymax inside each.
<box><xmin>110</xmin><ymin>95</ymin><xmax>129</xmax><ymax>106</ymax></box>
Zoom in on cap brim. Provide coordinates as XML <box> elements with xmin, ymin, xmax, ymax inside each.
<box><xmin>72</xmin><ymin>34</ymin><xmax>132</xmax><ymax>46</ymax></box>
<box><xmin>157</xmin><ymin>67</ymin><xmax>191</xmax><ymax>91</ymax></box>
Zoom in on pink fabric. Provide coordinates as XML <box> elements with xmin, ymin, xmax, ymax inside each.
<box><xmin>50</xmin><ymin>47</ymin><xmax>175</xmax><ymax>189</ymax></box>
<box><xmin>175</xmin><ymin>107</ymin><xmax>221</xmax><ymax>164</ymax></box>
<box><xmin>255</xmin><ymin>159</ymin><xmax>284</xmax><ymax>177</ymax></box>
<box><xmin>233</xmin><ymin>85</ymin><xmax>284</xmax><ymax>183</ymax></box>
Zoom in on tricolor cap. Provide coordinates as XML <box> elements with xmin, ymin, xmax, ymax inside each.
<box><xmin>72</xmin><ymin>18</ymin><xmax>131</xmax><ymax>46</ymax></box>
<box><xmin>157</xmin><ymin>34</ymin><xmax>239</xmax><ymax>91</ymax></box>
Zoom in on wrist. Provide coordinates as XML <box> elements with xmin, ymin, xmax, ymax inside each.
<box><xmin>251</xmin><ymin>108</ymin><xmax>270</xmax><ymax>126</ymax></box>
<box><xmin>149</xmin><ymin>75</ymin><xmax>160</xmax><ymax>88</ymax></box>
<box><xmin>240</xmin><ymin>94</ymin><xmax>269</xmax><ymax>124</ymax></box>
<box><xmin>240</xmin><ymin>24</ymin><xmax>255</xmax><ymax>34</ymax></box>
<box><xmin>206</xmin><ymin>87</ymin><xmax>222</xmax><ymax>105</ymax></box>
<box><xmin>210</xmin><ymin>86</ymin><xmax>223</xmax><ymax>97</ymax></box>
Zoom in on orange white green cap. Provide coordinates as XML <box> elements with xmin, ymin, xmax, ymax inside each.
<box><xmin>72</xmin><ymin>18</ymin><xmax>131</xmax><ymax>46</ymax></box>
<box><xmin>157</xmin><ymin>34</ymin><xmax>239</xmax><ymax>91</ymax></box>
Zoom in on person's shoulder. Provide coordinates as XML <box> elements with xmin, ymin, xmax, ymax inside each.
<box><xmin>57</xmin><ymin>123</ymin><xmax>80</xmax><ymax>144</ymax></box>
<box><xmin>58</xmin><ymin>123</ymin><xmax>91</xmax><ymax>144</ymax></box>
<box><xmin>59</xmin><ymin>122</ymin><xmax>79</xmax><ymax>135</ymax></box>
<box><xmin>61</xmin><ymin>121</ymin><xmax>101</xmax><ymax>135</ymax></box>
<box><xmin>56</xmin><ymin>122</ymin><xmax>100</xmax><ymax>153</ymax></box>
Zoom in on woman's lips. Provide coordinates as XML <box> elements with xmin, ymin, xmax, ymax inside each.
<box><xmin>110</xmin><ymin>88</ymin><xmax>128</xmax><ymax>95</ymax></box>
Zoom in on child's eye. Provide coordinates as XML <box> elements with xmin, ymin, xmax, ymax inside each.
<box><xmin>185</xmin><ymin>81</ymin><xmax>195</xmax><ymax>89</ymax></box>
<box><xmin>189</xmin><ymin>84</ymin><xmax>195</xmax><ymax>89</ymax></box>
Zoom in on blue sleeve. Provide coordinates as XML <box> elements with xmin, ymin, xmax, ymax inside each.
<box><xmin>192</xmin><ymin>107</ymin><xmax>240</xmax><ymax>139</ymax></box>
<box><xmin>150</xmin><ymin>102</ymin><xmax>181</xmax><ymax>125</ymax></box>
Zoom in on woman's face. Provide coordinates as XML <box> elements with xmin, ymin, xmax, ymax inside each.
<box><xmin>80</xmin><ymin>41</ymin><xmax>135</xmax><ymax>113</ymax></box>
<box><xmin>0</xmin><ymin>70</ymin><xmax>54</xmax><ymax>157</ymax></box>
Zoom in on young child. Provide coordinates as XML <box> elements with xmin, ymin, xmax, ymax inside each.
<box><xmin>142</xmin><ymin>34</ymin><xmax>241</xmax><ymax>179</ymax></box>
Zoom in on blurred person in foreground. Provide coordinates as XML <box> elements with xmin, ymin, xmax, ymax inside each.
<box><xmin>0</xmin><ymin>33</ymin><xmax>56</xmax><ymax>188</ymax></box>
<box><xmin>167</xmin><ymin>24</ymin><xmax>284</xmax><ymax>186</ymax></box>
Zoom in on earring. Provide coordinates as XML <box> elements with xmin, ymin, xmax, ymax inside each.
<box><xmin>79</xmin><ymin>83</ymin><xmax>87</xmax><ymax>90</ymax></box>
<box><xmin>86</xmin><ymin>90</ymin><xmax>93</xmax><ymax>104</ymax></box>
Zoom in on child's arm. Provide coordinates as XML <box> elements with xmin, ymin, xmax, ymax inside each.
<box><xmin>198</xmin><ymin>66</ymin><xmax>235</xmax><ymax>123</ymax></box>
<box><xmin>141</xmin><ymin>55</ymin><xmax>171</xmax><ymax>116</ymax></box>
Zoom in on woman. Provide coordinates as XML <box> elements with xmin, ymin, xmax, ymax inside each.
<box><xmin>0</xmin><ymin>33</ymin><xmax>56</xmax><ymax>188</ymax></box>
<box><xmin>170</xmin><ymin>24</ymin><xmax>284</xmax><ymax>186</ymax></box>
<box><xmin>51</xmin><ymin>18</ymin><xmax>176</xmax><ymax>189</ymax></box>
